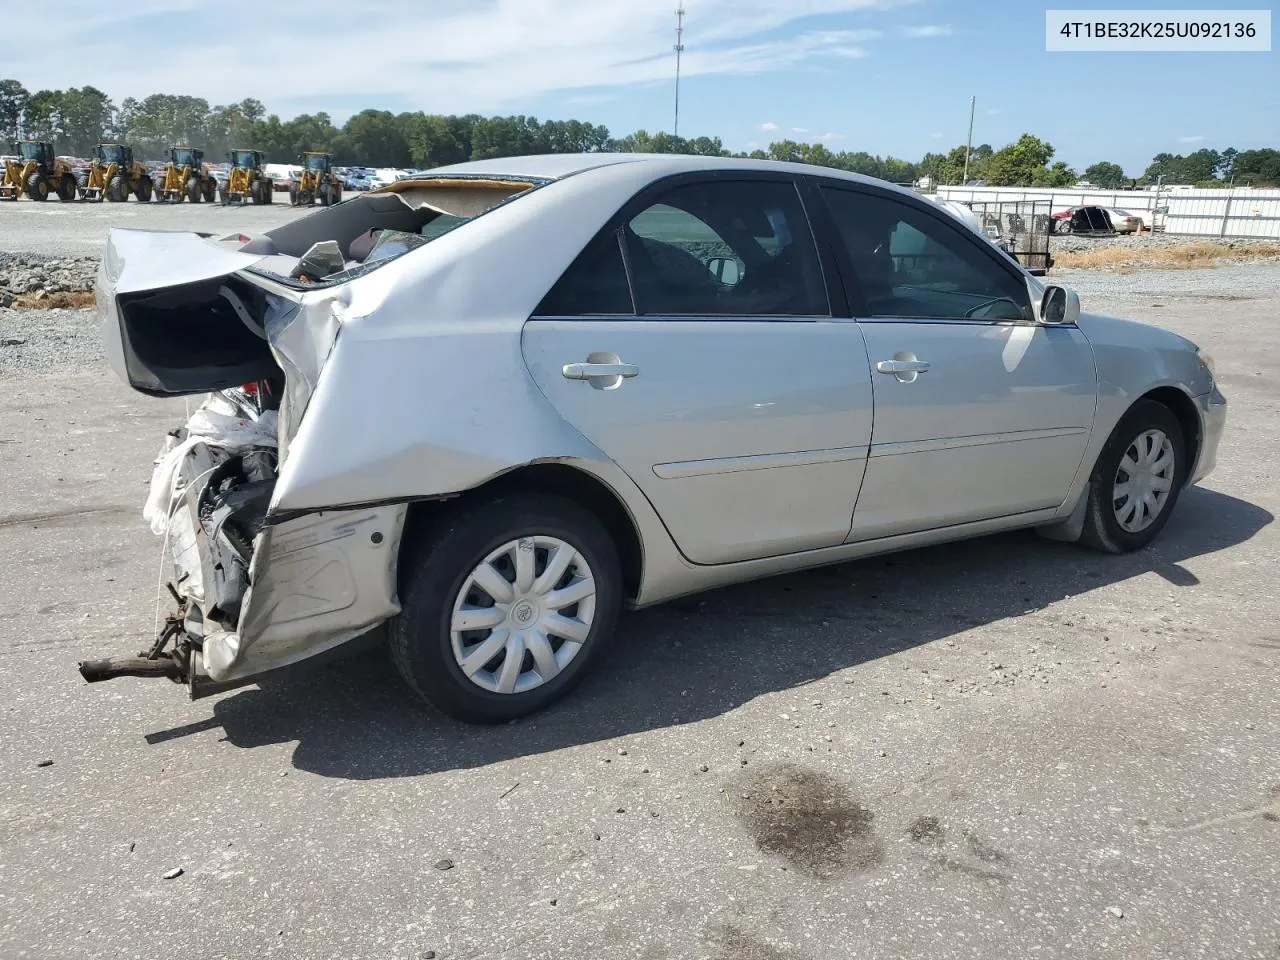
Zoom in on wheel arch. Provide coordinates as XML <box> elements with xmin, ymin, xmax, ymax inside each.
<box><xmin>1135</xmin><ymin>385</ymin><xmax>1201</xmax><ymax>484</ymax></box>
<box><xmin>400</xmin><ymin>461</ymin><xmax>645</xmax><ymax>602</ymax></box>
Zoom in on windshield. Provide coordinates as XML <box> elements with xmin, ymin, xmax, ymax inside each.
<box><xmin>19</xmin><ymin>142</ymin><xmax>42</xmax><ymax>161</ymax></box>
<box><xmin>305</xmin><ymin>154</ymin><xmax>327</xmax><ymax>172</ymax></box>
<box><xmin>231</xmin><ymin>151</ymin><xmax>257</xmax><ymax>169</ymax></box>
<box><xmin>173</xmin><ymin>148</ymin><xmax>195</xmax><ymax>167</ymax></box>
<box><xmin>98</xmin><ymin>145</ymin><xmax>124</xmax><ymax>164</ymax></box>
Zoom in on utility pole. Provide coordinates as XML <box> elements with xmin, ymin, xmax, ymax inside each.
<box><xmin>673</xmin><ymin>2</ymin><xmax>686</xmax><ymax>138</ymax></box>
<box><xmin>961</xmin><ymin>96</ymin><xmax>975</xmax><ymax>184</ymax></box>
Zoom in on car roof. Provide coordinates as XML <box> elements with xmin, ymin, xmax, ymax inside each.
<box><xmin>425</xmin><ymin>152</ymin><xmax>915</xmax><ymax>197</ymax></box>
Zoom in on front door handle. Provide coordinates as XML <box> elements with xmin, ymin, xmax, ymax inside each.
<box><xmin>875</xmin><ymin>359</ymin><xmax>931</xmax><ymax>375</ymax></box>
<box><xmin>562</xmin><ymin>362</ymin><xmax>639</xmax><ymax>381</ymax></box>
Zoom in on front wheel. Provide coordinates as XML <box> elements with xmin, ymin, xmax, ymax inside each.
<box><xmin>391</xmin><ymin>494</ymin><xmax>622</xmax><ymax>723</ymax></box>
<box><xmin>1079</xmin><ymin>399</ymin><xmax>1186</xmax><ymax>553</ymax></box>
<box><xmin>25</xmin><ymin>173</ymin><xmax>49</xmax><ymax>201</ymax></box>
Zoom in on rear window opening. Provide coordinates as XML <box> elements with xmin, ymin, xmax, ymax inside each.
<box><xmin>237</xmin><ymin>177</ymin><xmax>540</xmax><ymax>287</ymax></box>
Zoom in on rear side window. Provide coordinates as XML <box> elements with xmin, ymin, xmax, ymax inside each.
<box><xmin>821</xmin><ymin>187</ymin><xmax>1031</xmax><ymax>322</ymax></box>
<box><xmin>624</xmin><ymin>180</ymin><xmax>828</xmax><ymax>316</ymax></box>
<box><xmin>535</xmin><ymin>230</ymin><xmax>634</xmax><ymax>315</ymax></box>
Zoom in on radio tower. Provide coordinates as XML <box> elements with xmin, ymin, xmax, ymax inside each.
<box><xmin>673</xmin><ymin>2</ymin><xmax>686</xmax><ymax>138</ymax></box>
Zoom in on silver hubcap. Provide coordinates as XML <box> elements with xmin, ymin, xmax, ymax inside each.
<box><xmin>451</xmin><ymin>536</ymin><xmax>596</xmax><ymax>695</ymax></box>
<box><xmin>1113</xmin><ymin>428</ymin><xmax>1175</xmax><ymax>533</ymax></box>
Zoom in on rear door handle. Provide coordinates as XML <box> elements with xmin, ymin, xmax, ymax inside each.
<box><xmin>562</xmin><ymin>362</ymin><xmax>639</xmax><ymax>381</ymax></box>
<box><xmin>875</xmin><ymin>359</ymin><xmax>931</xmax><ymax>375</ymax></box>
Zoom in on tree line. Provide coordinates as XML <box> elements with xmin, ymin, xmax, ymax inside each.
<box><xmin>1</xmin><ymin>79</ymin><xmax>1276</xmax><ymax>187</ymax></box>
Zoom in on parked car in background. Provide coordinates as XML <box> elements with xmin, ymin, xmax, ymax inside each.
<box><xmin>1053</xmin><ymin>205</ymin><xmax>1144</xmax><ymax>236</ymax></box>
<box><xmin>87</xmin><ymin>154</ymin><xmax>1225</xmax><ymax>723</ymax></box>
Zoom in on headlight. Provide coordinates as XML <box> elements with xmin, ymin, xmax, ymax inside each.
<box><xmin>1196</xmin><ymin>349</ymin><xmax>1216</xmax><ymax>380</ymax></box>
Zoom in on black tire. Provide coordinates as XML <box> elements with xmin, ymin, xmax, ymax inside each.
<box><xmin>136</xmin><ymin>177</ymin><xmax>153</xmax><ymax>202</ymax></box>
<box><xmin>217</xmin><ymin>185</ymin><xmax>228</xmax><ymax>204</ymax></box>
<box><xmin>1080</xmin><ymin>399</ymin><xmax>1186</xmax><ymax>554</ymax></box>
<box><xmin>107</xmin><ymin>175</ymin><xmax>126</xmax><ymax>202</ymax></box>
<box><xmin>56</xmin><ymin>173</ymin><xmax>77</xmax><ymax>202</ymax></box>
<box><xmin>319</xmin><ymin>182</ymin><xmax>331</xmax><ymax>207</ymax></box>
<box><xmin>1056</xmin><ymin>220</ymin><xmax>1072</xmax><ymax>236</ymax></box>
<box><xmin>202</xmin><ymin>179</ymin><xmax>216</xmax><ymax>203</ymax></box>
<box><xmin>391</xmin><ymin>493</ymin><xmax>622</xmax><ymax>723</ymax></box>
<box><xmin>76</xmin><ymin>172</ymin><xmax>89</xmax><ymax>199</ymax></box>
<box><xmin>186</xmin><ymin>177</ymin><xmax>202</xmax><ymax>203</ymax></box>
<box><xmin>289</xmin><ymin>183</ymin><xmax>299</xmax><ymax>206</ymax></box>
<box><xmin>25</xmin><ymin>173</ymin><xmax>48</xmax><ymax>201</ymax></box>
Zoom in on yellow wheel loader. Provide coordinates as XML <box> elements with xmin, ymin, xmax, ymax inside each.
<box><xmin>218</xmin><ymin>149</ymin><xmax>272</xmax><ymax>205</ymax></box>
<box><xmin>78</xmin><ymin>144</ymin><xmax>154</xmax><ymax>202</ymax></box>
<box><xmin>157</xmin><ymin>146</ymin><xmax>217</xmax><ymax>203</ymax></box>
<box><xmin>289</xmin><ymin>152</ymin><xmax>343</xmax><ymax>207</ymax></box>
<box><xmin>1</xmin><ymin>141</ymin><xmax>77</xmax><ymax>202</ymax></box>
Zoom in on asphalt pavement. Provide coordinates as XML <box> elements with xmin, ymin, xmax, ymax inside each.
<box><xmin>0</xmin><ymin>205</ymin><xmax>1277</xmax><ymax>959</ymax></box>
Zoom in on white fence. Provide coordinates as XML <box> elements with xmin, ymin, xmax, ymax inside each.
<box><xmin>936</xmin><ymin>185</ymin><xmax>1280</xmax><ymax>240</ymax></box>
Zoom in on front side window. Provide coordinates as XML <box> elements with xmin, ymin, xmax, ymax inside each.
<box><xmin>821</xmin><ymin>187</ymin><xmax>1031</xmax><ymax>322</ymax></box>
<box><xmin>624</xmin><ymin>180</ymin><xmax>828</xmax><ymax>316</ymax></box>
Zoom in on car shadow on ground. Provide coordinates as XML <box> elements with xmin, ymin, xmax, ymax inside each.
<box><xmin>145</xmin><ymin>487</ymin><xmax>1271</xmax><ymax>779</ymax></box>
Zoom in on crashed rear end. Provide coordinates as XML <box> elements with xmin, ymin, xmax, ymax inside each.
<box><xmin>81</xmin><ymin>177</ymin><xmax>537</xmax><ymax>696</ymax></box>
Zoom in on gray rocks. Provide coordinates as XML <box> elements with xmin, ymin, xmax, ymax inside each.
<box><xmin>0</xmin><ymin>253</ymin><xmax>98</xmax><ymax>298</ymax></box>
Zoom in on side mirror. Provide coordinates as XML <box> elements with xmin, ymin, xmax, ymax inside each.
<box><xmin>1038</xmin><ymin>284</ymin><xmax>1080</xmax><ymax>325</ymax></box>
<box><xmin>706</xmin><ymin>256</ymin><xmax>744</xmax><ymax>285</ymax></box>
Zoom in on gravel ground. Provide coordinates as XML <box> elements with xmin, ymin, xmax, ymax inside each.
<box><xmin>1052</xmin><ymin>232</ymin><xmax>1280</xmax><ymax>257</ymax></box>
<box><xmin>2</xmin><ymin>217</ymin><xmax>1279</xmax><ymax>959</ymax></box>
<box><xmin>0</xmin><ymin>194</ymin><xmax>309</xmax><ymax>256</ymax></box>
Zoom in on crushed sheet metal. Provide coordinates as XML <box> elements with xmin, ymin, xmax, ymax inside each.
<box><xmin>202</xmin><ymin>503</ymin><xmax>407</xmax><ymax>682</ymax></box>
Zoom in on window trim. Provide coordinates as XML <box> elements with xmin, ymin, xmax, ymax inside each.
<box><xmin>810</xmin><ymin>177</ymin><xmax>1036</xmax><ymax>325</ymax></box>
<box><xmin>531</xmin><ymin>170</ymin><xmax>836</xmax><ymax>322</ymax></box>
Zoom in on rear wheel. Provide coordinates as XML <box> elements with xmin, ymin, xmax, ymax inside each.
<box><xmin>1056</xmin><ymin>220</ymin><xmax>1072</xmax><ymax>236</ymax></box>
<box><xmin>107</xmin><ymin>175</ymin><xmax>127</xmax><ymax>202</ymax></box>
<box><xmin>391</xmin><ymin>493</ymin><xmax>622</xmax><ymax>723</ymax></box>
<box><xmin>1080</xmin><ymin>399</ymin><xmax>1186</xmax><ymax>553</ymax></box>
<box><xmin>136</xmin><ymin>177</ymin><xmax>153</xmax><ymax>202</ymax></box>
<box><xmin>56</xmin><ymin>173</ymin><xmax>77</xmax><ymax>202</ymax></box>
<box><xmin>26</xmin><ymin>174</ymin><xmax>49</xmax><ymax>201</ymax></box>
<box><xmin>319</xmin><ymin>182</ymin><xmax>332</xmax><ymax>206</ymax></box>
<box><xmin>76</xmin><ymin>172</ymin><xmax>89</xmax><ymax>200</ymax></box>
<box><xmin>202</xmin><ymin>179</ymin><xmax>216</xmax><ymax>202</ymax></box>
<box><xmin>289</xmin><ymin>183</ymin><xmax>299</xmax><ymax>206</ymax></box>
<box><xmin>186</xmin><ymin>177</ymin><xmax>202</xmax><ymax>203</ymax></box>
<box><xmin>217</xmin><ymin>185</ymin><xmax>228</xmax><ymax>204</ymax></box>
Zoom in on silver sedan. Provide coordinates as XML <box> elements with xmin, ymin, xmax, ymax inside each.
<box><xmin>86</xmin><ymin>154</ymin><xmax>1227</xmax><ymax>722</ymax></box>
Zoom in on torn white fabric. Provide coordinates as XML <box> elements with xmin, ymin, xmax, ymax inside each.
<box><xmin>143</xmin><ymin>398</ymin><xmax>279</xmax><ymax>536</ymax></box>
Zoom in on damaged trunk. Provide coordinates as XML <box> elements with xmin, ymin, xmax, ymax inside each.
<box><xmin>86</xmin><ymin>179</ymin><xmax>533</xmax><ymax>694</ymax></box>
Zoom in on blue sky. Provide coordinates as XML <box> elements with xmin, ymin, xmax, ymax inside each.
<box><xmin>3</xmin><ymin>0</ymin><xmax>1277</xmax><ymax>176</ymax></box>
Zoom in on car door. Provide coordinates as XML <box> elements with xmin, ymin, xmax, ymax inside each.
<box><xmin>522</xmin><ymin>174</ymin><xmax>874</xmax><ymax>565</ymax></box>
<box><xmin>815</xmin><ymin>182</ymin><xmax>1097</xmax><ymax>542</ymax></box>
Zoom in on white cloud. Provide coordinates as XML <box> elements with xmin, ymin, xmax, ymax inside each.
<box><xmin>761</xmin><ymin>122</ymin><xmax>780</xmax><ymax>132</ymax></box>
<box><xmin>792</xmin><ymin>127</ymin><xmax>810</xmax><ymax>133</ymax></box>
<box><xmin>1178</xmin><ymin>135</ymin><xmax>1205</xmax><ymax>143</ymax></box>
<box><xmin>986</xmin><ymin>108</ymin><xmax>1002</xmax><ymax>116</ymax></box>
<box><xmin>0</xmin><ymin>0</ymin><xmax>904</xmax><ymax>118</ymax></box>
<box><xmin>903</xmin><ymin>25</ymin><xmax>953</xmax><ymax>38</ymax></box>
<box><xmin>818</xmin><ymin>132</ymin><xmax>845</xmax><ymax>141</ymax></box>
<box><xmin>929</xmin><ymin>132</ymin><xmax>944</xmax><ymax>139</ymax></box>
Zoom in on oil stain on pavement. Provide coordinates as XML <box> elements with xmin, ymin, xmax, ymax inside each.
<box><xmin>728</xmin><ymin>763</ymin><xmax>883</xmax><ymax>878</ymax></box>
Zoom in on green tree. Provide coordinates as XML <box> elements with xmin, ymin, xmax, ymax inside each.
<box><xmin>1083</xmin><ymin>161</ymin><xmax>1126</xmax><ymax>188</ymax></box>
<box><xmin>22</xmin><ymin>89</ymin><xmax>62</xmax><ymax>144</ymax></box>
<box><xmin>0</xmin><ymin>79</ymin><xmax>29</xmax><ymax>144</ymax></box>
<box><xmin>58</xmin><ymin>86</ymin><xmax>114</xmax><ymax>155</ymax></box>
<box><xmin>1232</xmin><ymin>148</ymin><xmax>1280</xmax><ymax>186</ymax></box>
<box><xmin>984</xmin><ymin>134</ymin><xmax>1059</xmax><ymax>186</ymax></box>
<box><xmin>332</xmin><ymin>109</ymin><xmax>410</xmax><ymax>166</ymax></box>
